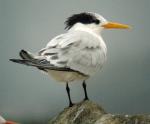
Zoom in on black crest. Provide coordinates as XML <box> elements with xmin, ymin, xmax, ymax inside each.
<box><xmin>65</xmin><ymin>12</ymin><xmax>100</xmax><ymax>30</ymax></box>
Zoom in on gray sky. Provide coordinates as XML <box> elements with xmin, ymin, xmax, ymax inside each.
<box><xmin>0</xmin><ymin>0</ymin><xmax>150</xmax><ymax>123</ymax></box>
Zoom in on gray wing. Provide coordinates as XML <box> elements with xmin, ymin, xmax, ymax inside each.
<box><xmin>39</xmin><ymin>31</ymin><xmax>107</xmax><ymax>76</ymax></box>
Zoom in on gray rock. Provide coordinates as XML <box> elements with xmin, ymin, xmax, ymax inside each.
<box><xmin>48</xmin><ymin>100</ymin><xmax>150</xmax><ymax>124</ymax></box>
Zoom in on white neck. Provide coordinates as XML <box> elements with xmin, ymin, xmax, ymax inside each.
<box><xmin>68</xmin><ymin>23</ymin><xmax>107</xmax><ymax>55</ymax></box>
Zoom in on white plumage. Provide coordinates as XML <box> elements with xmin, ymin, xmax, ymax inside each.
<box><xmin>10</xmin><ymin>12</ymin><xmax>129</xmax><ymax>106</ymax></box>
<box><xmin>39</xmin><ymin>30</ymin><xmax>107</xmax><ymax>81</ymax></box>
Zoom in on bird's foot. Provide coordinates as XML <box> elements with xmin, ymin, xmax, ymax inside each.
<box><xmin>69</xmin><ymin>102</ymin><xmax>74</xmax><ymax>107</ymax></box>
<box><xmin>83</xmin><ymin>97</ymin><xmax>89</xmax><ymax>101</ymax></box>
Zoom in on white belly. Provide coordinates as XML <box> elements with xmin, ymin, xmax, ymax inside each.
<box><xmin>46</xmin><ymin>70</ymin><xmax>89</xmax><ymax>82</ymax></box>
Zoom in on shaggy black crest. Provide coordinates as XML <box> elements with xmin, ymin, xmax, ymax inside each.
<box><xmin>65</xmin><ymin>12</ymin><xmax>100</xmax><ymax>29</ymax></box>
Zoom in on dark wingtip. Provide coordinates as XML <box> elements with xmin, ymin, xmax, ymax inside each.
<box><xmin>9</xmin><ymin>59</ymin><xmax>15</xmax><ymax>62</ymax></box>
<box><xmin>20</xmin><ymin>49</ymin><xmax>26</xmax><ymax>53</ymax></box>
<box><xmin>20</xmin><ymin>49</ymin><xmax>27</xmax><ymax>55</ymax></box>
<box><xmin>9</xmin><ymin>59</ymin><xmax>19</xmax><ymax>63</ymax></box>
<box><xmin>9</xmin><ymin>59</ymin><xmax>24</xmax><ymax>64</ymax></box>
<box><xmin>9</xmin><ymin>58</ymin><xmax>28</xmax><ymax>66</ymax></box>
<box><xmin>19</xmin><ymin>49</ymin><xmax>28</xmax><ymax>59</ymax></box>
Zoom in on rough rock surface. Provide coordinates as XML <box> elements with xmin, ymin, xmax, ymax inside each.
<box><xmin>48</xmin><ymin>100</ymin><xmax>150</xmax><ymax>124</ymax></box>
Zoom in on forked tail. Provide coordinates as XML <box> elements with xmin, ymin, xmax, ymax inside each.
<box><xmin>10</xmin><ymin>50</ymin><xmax>47</xmax><ymax>67</ymax></box>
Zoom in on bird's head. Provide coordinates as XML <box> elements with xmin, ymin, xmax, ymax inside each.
<box><xmin>0</xmin><ymin>116</ymin><xmax>17</xmax><ymax>124</ymax></box>
<box><xmin>65</xmin><ymin>12</ymin><xmax>130</xmax><ymax>34</ymax></box>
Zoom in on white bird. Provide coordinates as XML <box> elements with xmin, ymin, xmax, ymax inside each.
<box><xmin>0</xmin><ymin>115</ymin><xmax>17</xmax><ymax>124</ymax></box>
<box><xmin>10</xmin><ymin>12</ymin><xmax>129</xmax><ymax>107</ymax></box>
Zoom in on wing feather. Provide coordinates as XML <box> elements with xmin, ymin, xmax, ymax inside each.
<box><xmin>39</xmin><ymin>31</ymin><xmax>107</xmax><ymax>76</ymax></box>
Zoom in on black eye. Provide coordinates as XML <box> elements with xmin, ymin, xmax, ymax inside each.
<box><xmin>95</xmin><ymin>19</ymin><xmax>100</xmax><ymax>24</ymax></box>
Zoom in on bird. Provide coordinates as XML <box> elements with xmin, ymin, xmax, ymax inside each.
<box><xmin>10</xmin><ymin>12</ymin><xmax>130</xmax><ymax>107</ymax></box>
<box><xmin>0</xmin><ymin>115</ymin><xmax>17</xmax><ymax>124</ymax></box>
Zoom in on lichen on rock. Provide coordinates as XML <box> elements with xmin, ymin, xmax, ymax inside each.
<box><xmin>48</xmin><ymin>100</ymin><xmax>150</xmax><ymax>124</ymax></box>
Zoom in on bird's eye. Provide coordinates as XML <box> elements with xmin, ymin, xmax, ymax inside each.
<box><xmin>95</xmin><ymin>20</ymin><xmax>100</xmax><ymax>24</ymax></box>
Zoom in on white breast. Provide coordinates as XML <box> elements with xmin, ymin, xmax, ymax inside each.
<box><xmin>47</xmin><ymin>70</ymin><xmax>88</xmax><ymax>82</ymax></box>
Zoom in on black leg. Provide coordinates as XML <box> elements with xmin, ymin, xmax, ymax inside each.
<box><xmin>66</xmin><ymin>82</ymin><xmax>73</xmax><ymax>107</ymax></box>
<box><xmin>82</xmin><ymin>80</ymin><xmax>89</xmax><ymax>100</ymax></box>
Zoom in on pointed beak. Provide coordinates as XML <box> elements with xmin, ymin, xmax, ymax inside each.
<box><xmin>102</xmin><ymin>22</ymin><xmax>130</xmax><ymax>29</ymax></box>
<box><xmin>5</xmin><ymin>121</ymin><xmax>17</xmax><ymax>124</ymax></box>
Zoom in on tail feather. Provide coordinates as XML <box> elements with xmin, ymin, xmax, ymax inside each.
<box><xmin>19</xmin><ymin>49</ymin><xmax>34</xmax><ymax>60</ymax></box>
<box><xmin>9</xmin><ymin>59</ymin><xmax>35</xmax><ymax>66</ymax></box>
<box><xmin>10</xmin><ymin>49</ymin><xmax>39</xmax><ymax>67</ymax></box>
<box><xmin>10</xmin><ymin>57</ymin><xmax>52</xmax><ymax>68</ymax></box>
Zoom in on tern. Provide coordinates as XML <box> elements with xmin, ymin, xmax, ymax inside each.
<box><xmin>10</xmin><ymin>12</ymin><xmax>129</xmax><ymax>107</ymax></box>
<box><xmin>0</xmin><ymin>115</ymin><xmax>17</xmax><ymax>124</ymax></box>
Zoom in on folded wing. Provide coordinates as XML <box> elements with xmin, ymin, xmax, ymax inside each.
<box><xmin>39</xmin><ymin>31</ymin><xmax>107</xmax><ymax>76</ymax></box>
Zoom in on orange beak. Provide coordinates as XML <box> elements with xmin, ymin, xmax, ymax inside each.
<box><xmin>102</xmin><ymin>22</ymin><xmax>130</xmax><ymax>29</ymax></box>
<box><xmin>5</xmin><ymin>121</ymin><xmax>17</xmax><ymax>124</ymax></box>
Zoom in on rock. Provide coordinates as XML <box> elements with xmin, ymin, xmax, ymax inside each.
<box><xmin>48</xmin><ymin>100</ymin><xmax>150</xmax><ymax>124</ymax></box>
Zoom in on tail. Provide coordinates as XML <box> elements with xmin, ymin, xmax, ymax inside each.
<box><xmin>10</xmin><ymin>59</ymin><xmax>36</xmax><ymax>66</ymax></box>
<box><xmin>10</xmin><ymin>49</ymin><xmax>51</xmax><ymax>68</ymax></box>
<box><xmin>10</xmin><ymin>49</ymin><xmax>37</xmax><ymax>67</ymax></box>
<box><xmin>19</xmin><ymin>49</ymin><xmax>34</xmax><ymax>60</ymax></box>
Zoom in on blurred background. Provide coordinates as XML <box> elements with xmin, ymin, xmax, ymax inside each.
<box><xmin>0</xmin><ymin>0</ymin><xmax>150</xmax><ymax>123</ymax></box>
